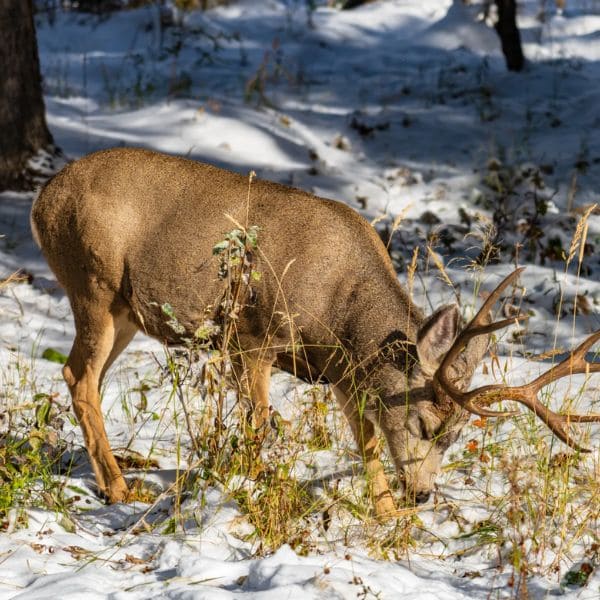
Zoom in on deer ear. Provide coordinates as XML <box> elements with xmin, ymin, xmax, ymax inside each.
<box><xmin>416</xmin><ymin>304</ymin><xmax>460</xmax><ymax>373</ymax></box>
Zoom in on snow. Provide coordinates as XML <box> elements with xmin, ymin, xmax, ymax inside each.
<box><xmin>1</xmin><ymin>0</ymin><xmax>600</xmax><ymax>598</ymax></box>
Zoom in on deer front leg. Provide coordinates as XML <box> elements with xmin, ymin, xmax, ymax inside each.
<box><xmin>333</xmin><ymin>388</ymin><xmax>396</xmax><ymax>519</ymax></box>
<box><xmin>231</xmin><ymin>350</ymin><xmax>274</xmax><ymax>430</ymax></box>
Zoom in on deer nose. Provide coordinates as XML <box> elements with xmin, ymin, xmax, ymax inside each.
<box><xmin>414</xmin><ymin>491</ymin><xmax>431</xmax><ymax>504</ymax></box>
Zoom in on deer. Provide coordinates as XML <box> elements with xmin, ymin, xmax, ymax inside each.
<box><xmin>30</xmin><ymin>147</ymin><xmax>600</xmax><ymax>519</ymax></box>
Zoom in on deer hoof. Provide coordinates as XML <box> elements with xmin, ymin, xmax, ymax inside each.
<box><xmin>104</xmin><ymin>479</ymin><xmax>130</xmax><ymax>504</ymax></box>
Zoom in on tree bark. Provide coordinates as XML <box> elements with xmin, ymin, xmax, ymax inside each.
<box><xmin>494</xmin><ymin>0</ymin><xmax>525</xmax><ymax>71</ymax></box>
<box><xmin>0</xmin><ymin>0</ymin><xmax>54</xmax><ymax>191</ymax></box>
<box><xmin>341</xmin><ymin>0</ymin><xmax>376</xmax><ymax>10</ymax></box>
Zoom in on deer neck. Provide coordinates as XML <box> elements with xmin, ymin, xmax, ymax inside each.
<box><xmin>317</xmin><ymin>275</ymin><xmax>425</xmax><ymax>396</ymax></box>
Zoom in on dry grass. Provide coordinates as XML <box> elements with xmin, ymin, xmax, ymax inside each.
<box><xmin>1</xmin><ymin>177</ymin><xmax>599</xmax><ymax>598</ymax></box>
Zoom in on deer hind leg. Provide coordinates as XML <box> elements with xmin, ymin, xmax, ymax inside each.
<box><xmin>63</xmin><ymin>299</ymin><xmax>137</xmax><ymax>503</ymax></box>
<box><xmin>99</xmin><ymin>311</ymin><xmax>138</xmax><ymax>387</ymax></box>
<box><xmin>332</xmin><ymin>387</ymin><xmax>396</xmax><ymax>519</ymax></box>
<box><xmin>231</xmin><ymin>349</ymin><xmax>274</xmax><ymax>430</ymax></box>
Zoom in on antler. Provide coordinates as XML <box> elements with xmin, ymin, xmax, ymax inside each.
<box><xmin>433</xmin><ymin>268</ymin><xmax>600</xmax><ymax>452</ymax></box>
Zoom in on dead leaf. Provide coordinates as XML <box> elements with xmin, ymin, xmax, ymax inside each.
<box><xmin>125</xmin><ymin>554</ymin><xmax>149</xmax><ymax>565</ymax></box>
<box><xmin>63</xmin><ymin>545</ymin><xmax>92</xmax><ymax>560</ymax></box>
<box><xmin>466</xmin><ymin>439</ymin><xmax>479</xmax><ymax>453</ymax></box>
<box><xmin>113</xmin><ymin>448</ymin><xmax>159</xmax><ymax>470</ymax></box>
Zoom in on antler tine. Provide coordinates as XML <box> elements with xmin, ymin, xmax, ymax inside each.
<box><xmin>520</xmin><ymin>400</ymin><xmax>592</xmax><ymax>453</ymax></box>
<box><xmin>441</xmin><ymin>384</ymin><xmax>522</xmax><ymax>418</ymax></box>
<box><xmin>469</xmin><ymin>267</ymin><xmax>526</xmax><ymax>328</ymax></box>
<box><xmin>468</xmin><ymin>315</ymin><xmax>530</xmax><ymax>339</ymax></box>
<box><xmin>572</xmin><ymin>329</ymin><xmax>600</xmax><ymax>357</ymax></box>
<box><xmin>468</xmin><ymin>389</ymin><xmax>592</xmax><ymax>451</ymax></box>
<box><xmin>434</xmin><ymin>268</ymin><xmax>526</xmax><ymax>418</ymax></box>
<box><xmin>502</xmin><ymin>388</ymin><xmax>600</xmax><ymax>453</ymax></box>
<box><xmin>527</xmin><ymin>330</ymin><xmax>600</xmax><ymax>393</ymax></box>
<box><xmin>438</xmin><ymin>268</ymin><xmax>527</xmax><ymax>374</ymax></box>
<box><xmin>518</xmin><ymin>329</ymin><xmax>600</xmax><ymax>447</ymax></box>
<box><xmin>460</xmin><ymin>328</ymin><xmax>600</xmax><ymax>451</ymax></box>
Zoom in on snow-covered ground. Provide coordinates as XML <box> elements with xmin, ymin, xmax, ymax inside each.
<box><xmin>1</xmin><ymin>1</ymin><xmax>599</xmax><ymax>598</ymax></box>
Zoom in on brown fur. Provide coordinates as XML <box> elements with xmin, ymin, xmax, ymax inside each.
<box><xmin>31</xmin><ymin>147</ymin><xmax>488</xmax><ymax>518</ymax></box>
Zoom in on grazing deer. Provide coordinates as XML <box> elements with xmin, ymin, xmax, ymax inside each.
<box><xmin>31</xmin><ymin>148</ymin><xmax>600</xmax><ymax>518</ymax></box>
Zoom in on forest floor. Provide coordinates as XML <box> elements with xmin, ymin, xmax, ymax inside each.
<box><xmin>1</xmin><ymin>1</ymin><xmax>599</xmax><ymax>598</ymax></box>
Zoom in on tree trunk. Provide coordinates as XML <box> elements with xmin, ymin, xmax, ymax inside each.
<box><xmin>341</xmin><ymin>0</ymin><xmax>375</xmax><ymax>10</ymax></box>
<box><xmin>0</xmin><ymin>0</ymin><xmax>54</xmax><ymax>191</ymax></box>
<box><xmin>494</xmin><ymin>0</ymin><xmax>525</xmax><ymax>71</ymax></box>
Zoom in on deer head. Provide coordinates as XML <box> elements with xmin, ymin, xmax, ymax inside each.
<box><xmin>373</xmin><ymin>268</ymin><xmax>600</xmax><ymax>507</ymax></box>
